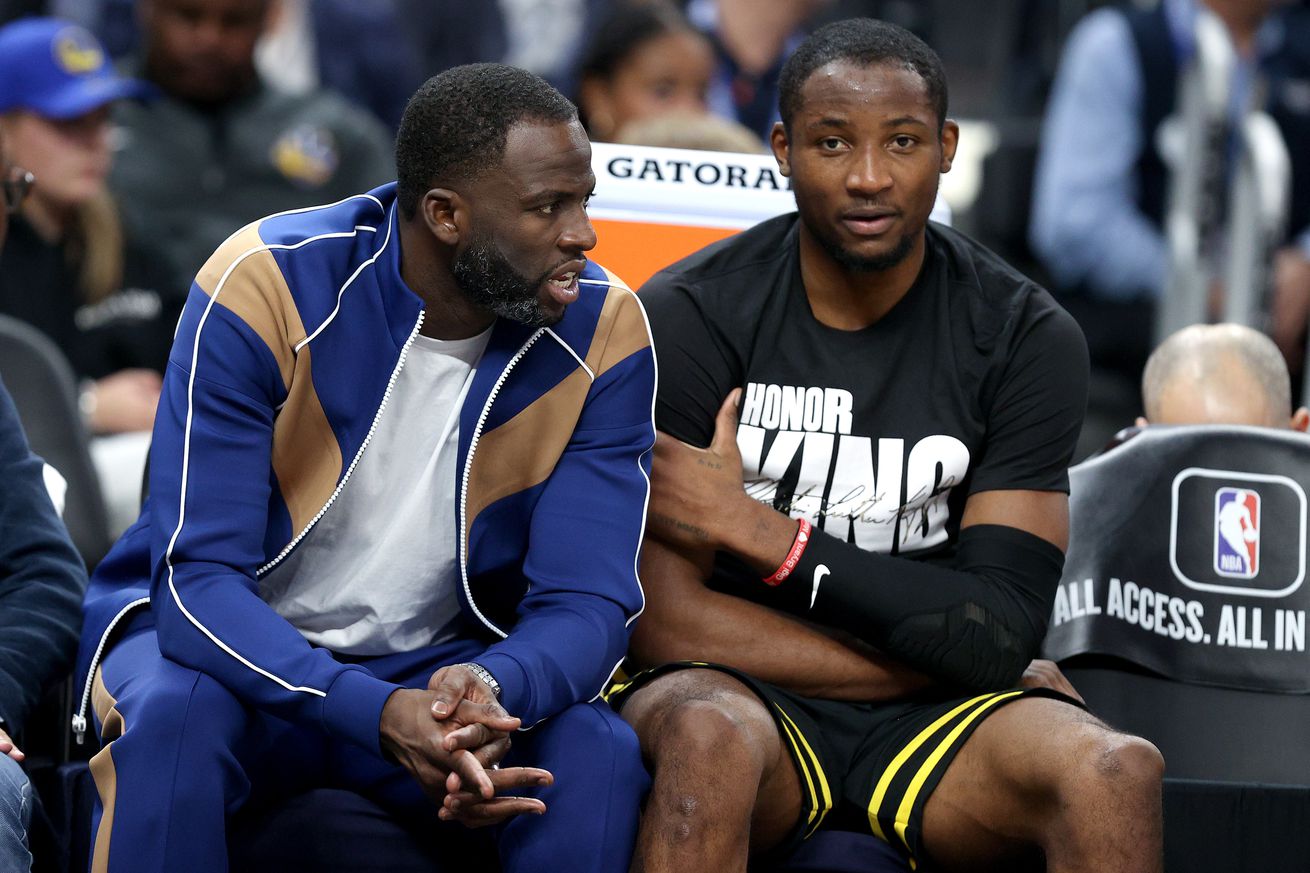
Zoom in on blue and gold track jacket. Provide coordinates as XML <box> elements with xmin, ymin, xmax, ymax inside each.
<box><xmin>73</xmin><ymin>184</ymin><xmax>656</xmax><ymax>755</ymax></box>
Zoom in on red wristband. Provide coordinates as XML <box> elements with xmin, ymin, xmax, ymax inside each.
<box><xmin>762</xmin><ymin>518</ymin><xmax>812</xmax><ymax>586</ymax></box>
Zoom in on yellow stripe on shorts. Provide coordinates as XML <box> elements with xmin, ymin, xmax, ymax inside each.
<box><xmin>891</xmin><ymin>691</ymin><xmax>1024</xmax><ymax>852</ymax></box>
<box><xmin>770</xmin><ymin>702</ymin><xmax>822</xmax><ymax>828</ymax></box>
<box><xmin>774</xmin><ymin>705</ymin><xmax>833</xmax><ymax>836</ymax></box>
<box><xmin>865</xmin><ymin>692</ymin><xmax>999</xmax><ymax>842</ymax></box>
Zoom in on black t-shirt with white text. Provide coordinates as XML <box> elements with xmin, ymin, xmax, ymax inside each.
<box><xmin>642</xmin><ymin>213</ymin><xmax>1088</xmax><ymax>578</ymax></box>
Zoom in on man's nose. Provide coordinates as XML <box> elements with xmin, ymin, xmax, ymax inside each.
<box><xmin>561</xmin><ymin>208</ymin><xmax>597</xmax><ymax>253</ymax></box>
<box><xmin>846</xmin><ymin>146</ymin><xmax>892</xmax><ymax>196</ymax></box>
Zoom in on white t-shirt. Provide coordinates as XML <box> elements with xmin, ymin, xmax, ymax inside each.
<box><xmin>259</xmin><ymin>327</ymin><xmax>492</xmax><ymax>655</ymax></box>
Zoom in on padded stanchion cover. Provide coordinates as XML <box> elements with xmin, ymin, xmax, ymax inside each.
<box><xmin>1043</xmin><ymin>425</ymin><xmax>1310</xmax><ymax>692</ymax></box>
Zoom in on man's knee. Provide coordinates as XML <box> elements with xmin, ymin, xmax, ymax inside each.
<box><xmin>1069</xmin><ymin>727</ymin><xmax>1164</xmax><ymax>801</ymax></box>
<box><xmin>0</xmin><ymin>754</ymin><xmax>31</xmax><ymax>832</ymax></box>
<box><xmin>1016</xmin><ymin>706</ymin><xmax>1165</xmax><ymax>812</ymax></box>
<box><xmin>621</xmin><ymin>671</ymin><xmax>780</xmax><ymax>772</ymax></box>
<box><xmin>537</xmin><ymin>701</ymin><xmax>647</xmax><ymax>787</ymax></box>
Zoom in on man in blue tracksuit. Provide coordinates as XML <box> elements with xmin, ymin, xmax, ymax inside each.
<box><xmin>74</xmin><ymin>64</ymin><xmax>655</xmax><ymax>872</ymax></box>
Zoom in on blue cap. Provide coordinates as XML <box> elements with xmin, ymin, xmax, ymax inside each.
<box><xmin>0</xmin><ymin>17</ymin><xmax>151</xmax><ymax>119</ymax></box>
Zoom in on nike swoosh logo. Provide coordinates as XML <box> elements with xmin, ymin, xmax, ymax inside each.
<box><xmin>810</xmin><ymin>564</ymin><xmax>829</xmax><ymax>609</ymax></box>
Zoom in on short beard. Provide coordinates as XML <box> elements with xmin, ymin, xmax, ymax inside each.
<box><xmin>451</xmin><ymin>233</ymin><xmax>559</xmax><ymax>327</ymax></box>
<box><xmin>817</xmin><ymin>228</ymin><xmax>916</xmax><ymax>274</ymax></box>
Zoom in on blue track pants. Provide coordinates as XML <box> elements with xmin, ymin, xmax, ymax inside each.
<box><xmin>87</xmin><ymin>619</ymin><xmax>648</xmax><ymax>872</ymax></box>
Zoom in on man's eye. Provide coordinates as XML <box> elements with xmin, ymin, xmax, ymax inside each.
<box><xmin>583</xmin><ymin>192</ymin><xmax>595</xmax><ymax>208</ymax></box>
<box><xmin>892</xmin><ymin>135</ymin><xmax>916</xmax><ymax>149</ymax></box>
<box><xmin>538</xmin><ymin>202</ymin><xmax>557</xmax><ymax>215</ymax></box>
<box><xmin>820</xmin><ymin>138</ymin><xmax>844</xmax><ymax>150</ymax></box>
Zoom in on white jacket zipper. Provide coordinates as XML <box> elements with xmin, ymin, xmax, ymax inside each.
<box><xmin>459</xmin><ymin>328</ymin><xmax>546</xmax><ymax>638</ymax></box>
<box><xmin>72</xmin><ymin>597</ymin><xmax>151</xmax><ymax>744</ymax></box>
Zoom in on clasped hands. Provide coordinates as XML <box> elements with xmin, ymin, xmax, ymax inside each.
<box><xmin>380</xmin><ymin>664</ymin><xmax>553</xmax><ymax>827</ymax></box>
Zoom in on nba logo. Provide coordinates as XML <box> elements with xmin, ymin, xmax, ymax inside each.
<box><xmin>1214</xmin><ymin>487</ymin><xmax>1260</xmax><ymax>579</ymax></box>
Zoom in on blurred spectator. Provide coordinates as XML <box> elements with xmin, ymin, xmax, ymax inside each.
<box><xmin>1030</xmin><ymin>0</ymin><xmax>1310</xmax><ymax>378</ymax></box>
<box><xmin>0</xmin><ymin>17</ymin><xmax>175</xmax><ymax>437</ymax></box>
<box><xmin>108</xmin><ymin>0</ymin><xmax>395</xmax><ymax>300</ymax></box>
<box><xmin>397</xmin><ymin>0</ymin><xmax>606</xmax><ymax>101</ymax></box>
<box><xmin>1139</xmin><ymin>322</ymin><xmax>1310</xmax><ymax>429</ymax></box>
<box><xmin>0</xmin><ymin>97</ymin><xmax>89</xmax><ymax>873</ymax></box>
<box><xmin>576</xmin><ymin>0</ymin><xmax>716</xmax><ymax>142</ymax></box>
<box><xmin>685</xmin><ymin>0</ymin><xmax>833</xmax><ymax>139</ymax></box>
<box><xmin>256</xmin><ymin>0</ymin><xmax>424</xmax><ymax>132</ymax></box>
<box><xmin>614</xmin><ymin>111</ymin><xmax>766</xmax><ymax>153</ymax></box>
<box><xmin>48</xmin><ymin>0</ymin><xmax>422</xmax><ymax>133</ymax></box>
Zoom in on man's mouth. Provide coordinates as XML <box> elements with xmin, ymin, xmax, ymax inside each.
<box><xmin>544</xmin><ymin>261</ymin><xmax>585</xmax><ymax>305</ymax></box>
<box><xmin>841</xmin><ymin>208</ymin><xmax>898</xmax><ymax>236</ymax></box>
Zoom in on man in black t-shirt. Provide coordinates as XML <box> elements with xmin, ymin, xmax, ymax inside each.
<box><xmin>609</xmin><ymin>19</ymin><xmax>1165</xmax><ymax>873</ymax></box>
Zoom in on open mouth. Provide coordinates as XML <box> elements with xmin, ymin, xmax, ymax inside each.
<box><xmin>543</xmin><ymin>261</ymin><xmax>585</xmax><ymax>306</ymax></box>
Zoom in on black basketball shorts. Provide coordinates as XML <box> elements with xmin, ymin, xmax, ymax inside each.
<box><xmin>608</xmin><ymin>661</ymin><xmax>1080</xmax><ymax>867</ymax></box>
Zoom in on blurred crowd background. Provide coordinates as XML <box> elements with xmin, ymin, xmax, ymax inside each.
<box><xmin>1</xmin><ymin>0</ymin><xmax>1309</xmax><ymax>538</ymax></box>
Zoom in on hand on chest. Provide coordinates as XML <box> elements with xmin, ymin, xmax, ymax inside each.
<box><xmin>735</xmin><ymin>380</ymin><xmax>973</xmax><ymax>554</ymax></box>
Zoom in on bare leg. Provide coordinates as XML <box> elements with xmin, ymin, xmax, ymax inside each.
<box><xmin>922</xmin><ymin>697</ymin><xmax>1164</xmax><ymax>873</ymax></box>
<box><xmin>619</xmin><ymin>670</ymin><xmax>804</xmax><ymax>873</ymax></box>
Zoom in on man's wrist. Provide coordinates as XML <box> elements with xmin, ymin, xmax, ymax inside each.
<box><xmin>720</xmin><ymin>495</ymin><xmax>803</xmax><ymax>575</ymax></box>
<box><xmin>454</xmin><ymin>662</ymin><xmax>501</xmax><ymax>699</ymax></box>
<box><xmin>762</xmin><ymin>518</ymin><xmax>812</xmax><ymax>586</ymax></box>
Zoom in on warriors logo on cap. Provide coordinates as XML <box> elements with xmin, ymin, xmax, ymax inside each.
<box><xmin>52</xmin><ymin>26</ymin><xmax>104</xmax><ymax>76</ymax></box>
<box><xmin>271</xmin><ymin>125</ymin><xmax>340</xmax><ymax>188</ymax></box>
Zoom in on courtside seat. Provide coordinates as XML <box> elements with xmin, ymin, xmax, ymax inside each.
<box><xmin>1043</xmin><ymin>424</ymin><xmax>1310</xmax><ymax>783</ymax></box>
<box><xmin>1044</xmin><ymin>425</ymin><xmax>1310</xmax><ymax>871</ymax></box>
<box><xmin>0</xmin><ymin>313</ymin><xmax>112</xmax><ymax>569</ymax></box>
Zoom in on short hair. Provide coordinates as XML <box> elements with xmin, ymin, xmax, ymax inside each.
<box><xmin>779</xmin><ymin>18</ymin><xmax>948</xmax><ymax>133</ymax></box>
<box><xmin>396</xmin><ymin>63</ymin><xmax>578</xmax><ymax>219</ymax></box>
<box><xmin>1142</xmin><ymin>324</ymin><xmax>1292</xmax><ymax>425</ymax></box>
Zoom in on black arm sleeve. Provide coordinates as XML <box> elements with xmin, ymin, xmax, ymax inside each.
<box><xmin>768</xmin><ymin>524</ymin><xmax>1064</xmax><ymax>690</ymax></box>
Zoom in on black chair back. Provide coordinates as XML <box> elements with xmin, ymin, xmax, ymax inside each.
<box><xmin>1044</xmin><ymin>425</ymin><xmax>1310</xmax><ymax>782</ymax></box>
<box><xmin>0</xmin><ymin>315</ymin><xmax>113</xmax><ymax>569</ymax></box>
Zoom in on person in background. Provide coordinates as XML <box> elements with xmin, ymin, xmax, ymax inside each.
<box><xmin>108</xmin><ymin>0</ymin><xmax>395</xmax><ymax>302</ymax></box>
<box><xmin>0</xmin><ymin>98</ymin><xmax>90</xmax><ymax>873</ymax></box>
<box><xmin>1030</xmin><ymin>0</ymin><xmax>1310</xmax><ymax>379</ymax></box>
<box><xmin>1139</xmin><ymin>323</ymin><xmax>1310</xmax><ymax>430</ymax></box>
<box><xmin>0</xmin><ymin>17</ymin><xmax>172</xmax><ymax>437</ymax></box>
<box><xmin>253</xmin><ymin>0</ymin><xmax>425</xmax><ymax>133</ymax></box>
<box><xmin>576</xmin><ymin>0</ymin><xmax>717</xmax><ymax>144</ymax></box>
<box><xmin>685</xmin><ymin>0</ymin><xmax>834</xmax><ymax>141</ymax></box>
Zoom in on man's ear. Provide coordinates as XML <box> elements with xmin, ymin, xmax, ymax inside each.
<box><xmin>770</xmin><ymin>122</ymin><xmax>791</xmax><ymax>177</ymax></box>
<box><xmin>939</xmin><ymin>119</ymin><xmax>959</xmax><ymax>173</ymax></box>
<box><xmin>420</xmin><ymin>188</ymin><xmax>462</xmax><ymax>246</ymax></box>
<box><xmin>1135</xmin><ymin>416</ymin><xmax>1150</xmax><ymax>428</ymax></box>
<box><xmin>1291</xmin><ymin>407</ymin><xmax>1310</xmax><ymax>432</ymax></box>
